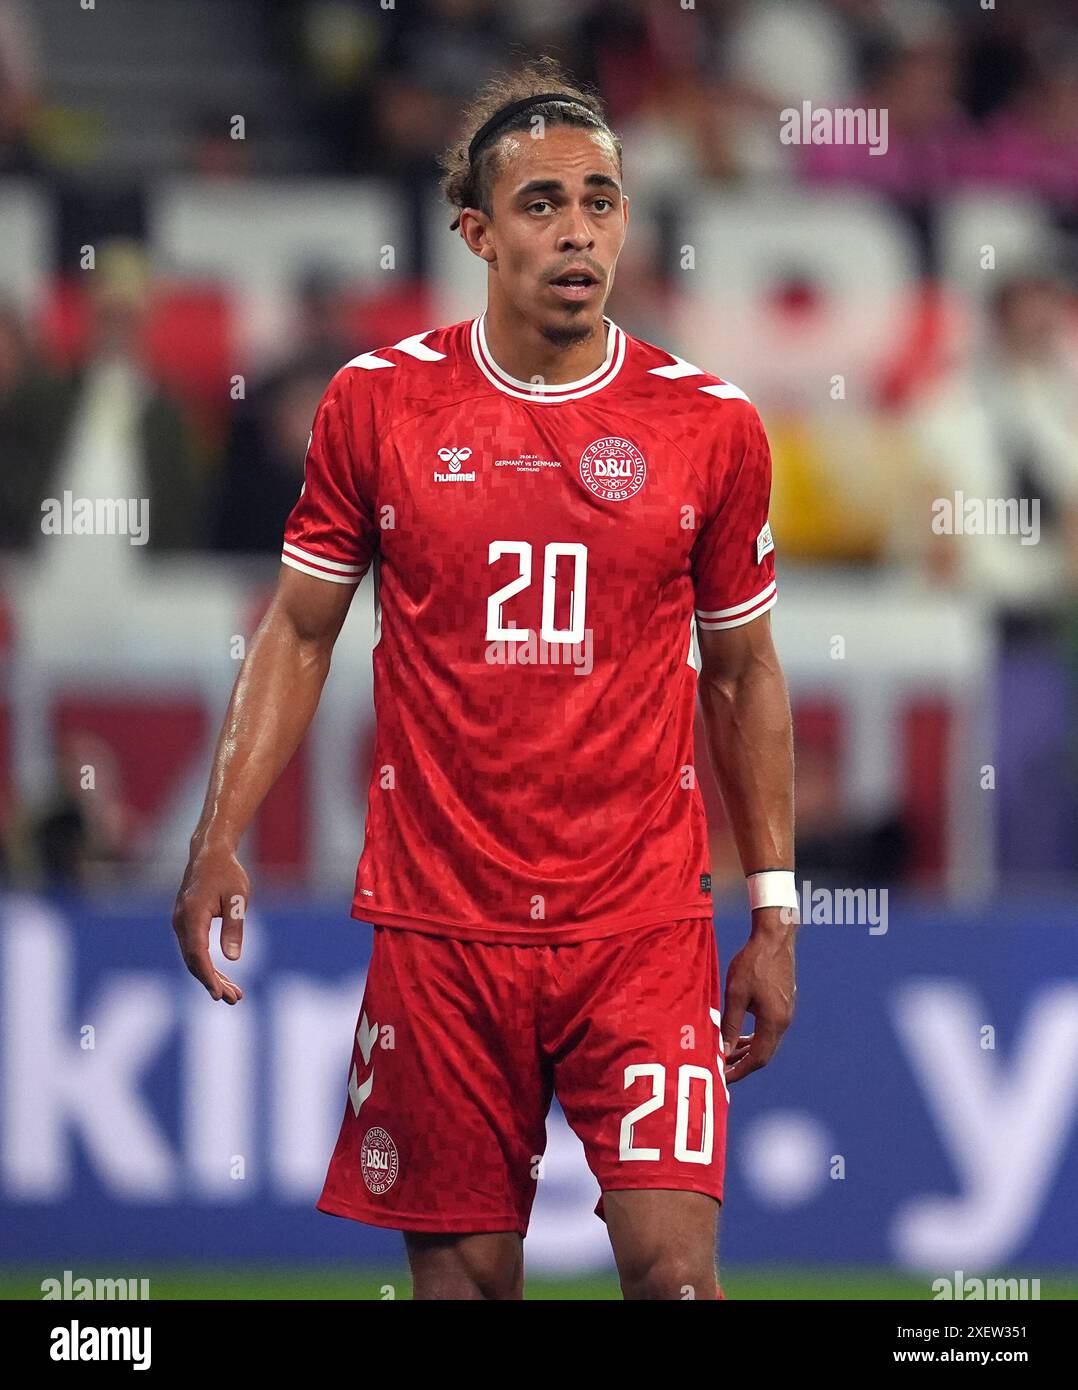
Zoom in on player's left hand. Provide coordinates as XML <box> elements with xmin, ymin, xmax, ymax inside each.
<box><xmin>720</xmin><ymin>907</ymin><xmax>797</xmax><ymax>1083</ymax></box>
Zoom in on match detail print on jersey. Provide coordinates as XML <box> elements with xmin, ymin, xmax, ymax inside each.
<box><xmin>280</xmin><ymin>316</ymin><xmax>778</xmax><ymax>942</ymax></box>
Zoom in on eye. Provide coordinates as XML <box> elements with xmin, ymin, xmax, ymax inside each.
<box><xmin>593</xmin><ymin>198</ymin><xmax>614</xmax><ymax>212</ymax></box>
<box><xmin>527</xmin><ymin>200</ymin><xmax>552</xmax><ymax>214</ymax></box>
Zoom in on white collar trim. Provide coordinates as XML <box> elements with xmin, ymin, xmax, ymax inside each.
<box><xmin>470</xmin><ymin>312</ymin><xmax>625</xmax><ymax>403</ymax></box>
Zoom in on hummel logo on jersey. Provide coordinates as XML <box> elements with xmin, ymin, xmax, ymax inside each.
<box><xmin>435</xmin><ymin>446</ymin><xmax>476</xmax><ymax>483</ymax></box>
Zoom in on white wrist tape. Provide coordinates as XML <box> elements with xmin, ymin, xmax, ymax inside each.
<box><xmin>747</xmin><ymin>869</ymin><xmax>798</xmax><ymax>911</ymax></box>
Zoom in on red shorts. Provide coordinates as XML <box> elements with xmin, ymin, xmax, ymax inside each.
<box><xmin>317</xmin><ymin>916</ymin><xmax>729</xmax><ymax>1237</ymax></box>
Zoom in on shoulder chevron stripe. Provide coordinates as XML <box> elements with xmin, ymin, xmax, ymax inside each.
<box><xmin>699</xmin><ymin>380</ymin><xmax>751</xmax><ymax>402</ymax></box>
<box><xmin>648</xmin><ymin>353</ymin><xmax>704</xmax><ymax>379</ymax></box>
<box><xmin>344</xmin><ymin>329</ymin><xmax>446</xmax><ymax>371</ymax></box>
<box><xmin>648</xmin><ymin>352</ymin><xmax>751</xmax><ymax>402</ymax></box>
<box><xmin>393</xmin><ymin>331</ymin><xmax>446</xmax><ymax>360</ymax></box>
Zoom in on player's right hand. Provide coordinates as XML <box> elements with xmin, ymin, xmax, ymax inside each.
<box><xmin>171</xmin><ymin>845</ymin><xmax>250</xmax><ymax>1004</ymax></box>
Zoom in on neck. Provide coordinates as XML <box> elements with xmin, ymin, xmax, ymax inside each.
<box><xmin>481</xmin><ymin>296</ymin><xmax>608</xmax><ymax>385</ymax></box>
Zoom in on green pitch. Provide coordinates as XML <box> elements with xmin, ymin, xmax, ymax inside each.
<box><xmin>3</xmin><ymin>1265</ymin><xmax>1076</xmax><ymax>1300</ymax></box>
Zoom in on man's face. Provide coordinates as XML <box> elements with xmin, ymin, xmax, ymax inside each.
<box><xmin>467</xmin><ymin>124</ymin><xmax>628</xmax><ymax>346</ymax></box>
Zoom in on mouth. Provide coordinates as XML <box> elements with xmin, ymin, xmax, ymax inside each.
<box><xmin>548</xmin><ymin>268</ymin><xmax>602</xmax><ymax>302</ymax></box>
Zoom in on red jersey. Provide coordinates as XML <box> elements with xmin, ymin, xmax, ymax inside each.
<box><xmin>282</xmin><ymin>313</ymin><xmax>778</xmax><ymax>943</ymax></box>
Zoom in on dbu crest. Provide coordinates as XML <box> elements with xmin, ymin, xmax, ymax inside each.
<box><xmin>578</xmin><ymin>437</ymin><xmax>647</xmax><ymax>502</ymax></box>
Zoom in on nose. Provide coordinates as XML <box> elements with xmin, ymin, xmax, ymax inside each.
<box><xmin>557</xmin><ymin>209</ymin><xmax>594</xmax><ymax>252</ymax></box>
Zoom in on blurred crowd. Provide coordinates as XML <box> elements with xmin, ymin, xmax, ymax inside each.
<box><xmin>1</xmin><ymin>0</ymin><xmax>1074</xmax><ymax>559</ymax></box>
<box><xmin>1</xmin><ymin>0</ymin><xmax>1077</xmax><ymax>889</ymax></box>
<box><xmin>9</xmin><ymin>1</ymin><xmax>1078</xmax><ymax>204</ymax></box>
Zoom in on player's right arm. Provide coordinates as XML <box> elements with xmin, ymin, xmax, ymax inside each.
<box><xmin>171</xmin><ymin>567</ymin><xmax>356</xmax><ymax>1002</ymax></box>
<box><xmin>172</xmin><ymin>363</ymin><xmax>378</xmax><ymax>1003</ymax></box>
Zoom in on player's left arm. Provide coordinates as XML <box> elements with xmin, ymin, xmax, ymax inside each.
<box><xmin>697</xmin><ymin>617</ymin><xmax>796</xmax><ymax>1084</ymax></box>
<box><xmin>692</xmin><ymin>398</ymin><xmax>796</xmax><ymax>1084</ymax></box>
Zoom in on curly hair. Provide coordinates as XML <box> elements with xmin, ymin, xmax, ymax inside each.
<box><xmin>438</xmin><ymin>55</ymin><xmax>622</xmax><ymax>231</ymax></box>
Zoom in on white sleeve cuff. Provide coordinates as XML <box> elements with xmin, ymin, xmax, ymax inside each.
<box><xmin>281</xmin><ymin>541</ymin><xmax>364</xmax><ymax>585</ymax></box>
<box><xmin>695</xmin><ymin>580</ymin><xmax>776</xmax><ymax>630</ymax></box>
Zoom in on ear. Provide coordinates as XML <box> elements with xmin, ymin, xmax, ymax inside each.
<box><xmin>459</xmin><ymin>208</ymin><xmax>496</xmax><ymax>265</ymax></box>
